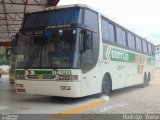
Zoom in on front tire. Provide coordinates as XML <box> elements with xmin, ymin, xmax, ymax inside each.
<box><xmin>94</xmin><ymin>74</ymin><xmax>111</xmax><ymax>98</ymax></box>
<box><xmin>141</xmin><ymin>72</ymin><xmax>148</xmax><ymax>88</ymax></box>
<box><xmin>147</xmin><ymin>72</ymin><xmax>151</xmax><ymax>86</ymax></box>
<box><xmin>102</xmin><ymin>75</ymin><xmax>111</xmax><ymax>96</ymax></box>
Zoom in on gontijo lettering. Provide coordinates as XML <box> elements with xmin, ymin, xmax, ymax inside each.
<box><xmin>111</xmin><ymin>51</ymin><xmax>129</xmax><ymax>61</ymax></box>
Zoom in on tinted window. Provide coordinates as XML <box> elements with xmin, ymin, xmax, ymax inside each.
<box><xmin>135</xmin><ymin>37</ymin><xmax>142</xmax><ymax>51</ymax></box>
<box><xmin>142</xmin><ymin>40</ymin><xmax>148</xmax><ymax>53</ymax></box>
<box><xmin>116</xmin><ymin>27</ymin><xmax>122</xmax><ymax>45</ymax></box>
<box><xmin>83</xmin><ymin>9</ymin><xmax>99</xmax><ymax>73</ymax></box>
<box><xmin>109</xmin><ymin>23</ymin><xmax>115</xmax><ymax>43</ymax></box>
<box><xmin>148</xmin><ymin>43</ymin><xmax>152</xmax><ymax>55</ymax></box>
<box><xmin>101</xmin><ymin>19</ymin><xmax>109</xmax><ymax>42</ymax></box>
<box><xmin>83</xmin><ymin>31</ymin><xmax>92</xmax><ymax>51</ymax></box>
<box><xmin>115</xmin><ymin>27</ymin><xmax>127</xmax><ymax>46</ymax></box>
<box><xmin>121</xmin><ymin>30</ymin><xmax>127</xmax><ymax>46</ymax></box>
<box><xmin>127</xmin><ymin>33</ymin><xmax>131</xmax><ymax>48</ymax></box>
<box><xmin>23</xmin><ymin>8</ymin><xmax>82</xmax><ymax>28</ymax></box>
<box><xmin>84</xmin><ymin>9</ymin><xmax>98</xmax><ymax>30</ymax></box>
<box><xmin>127</xmin><ymin>33</ymin><xmax>135</xmax><ymax>49</ymax></box>
<box><xmin>152</xmin><ymin>45</ymin><xmax>155</xmax><ymax>56</ymax></box>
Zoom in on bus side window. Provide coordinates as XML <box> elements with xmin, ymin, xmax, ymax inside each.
<box><xmin>142</xmin><ymin>40</ymin><xmax>148</xmax><ymax>54</ymax></box>
<box><xmin>147</xmin><ymin>43</ymin><xmax>152</xmax><ymax>55</ymax></box>
<box><xmin>116</xmin><ymin>27</ymin><xmax>122</xmax><ymax>45</ymax></box>
<box><xmin>152</xmin><ymin>45</ymin><xmax>155</xmax><ymax>56</ymax></box>
<box><xmin>127</xmin><ymin>33</ymin><xmax>135</xmax><ymax>49</ymax></box>
<box><xmin>135</xmin><ymin>37</ymin><xmax>142</xmax><ymax>52</ymax></box>
<box><xmin>121</xmin><ymin>30</ymin><xmax>127</xmax><ymax>46</ymax></box>
<box><xmin>101</xmin><ymin>18</ymin><xmax>109</xmax><ymax>42</ymax></box>
<box><xmin>109</xmin><ymin>23</ymin><xmax>115</xmax><ymax>43</ymax></box>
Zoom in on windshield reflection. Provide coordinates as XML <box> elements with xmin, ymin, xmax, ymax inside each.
<box><xmin>15</xmin><ymin>29</ymin><xmax>80</xmax><ymax>69</ymax></box>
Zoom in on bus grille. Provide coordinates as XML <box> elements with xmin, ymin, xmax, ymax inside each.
<box><xmin>26</xmin><ymin>75</ymin><xmax>56</xmax><ymax>80</ymax></box>
<box><xmin>42</xmin><ymin>75</ymin><xmax>56</xmax><ymax>79</ymax></box>
<box><xmin>27</xmin><ymin>75</ymin><xmax>38</xmax><ymax>79</ymax></box>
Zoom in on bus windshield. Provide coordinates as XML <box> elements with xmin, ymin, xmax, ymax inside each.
<box><xmin>23</xmin><ymin>7</ymin><xmax>82</xmax><ymax>29</ymax></box>
<box><xmin>15</xmin><ymin>29</ymin><xmax>80</xmax><ymax>69</ymax></box>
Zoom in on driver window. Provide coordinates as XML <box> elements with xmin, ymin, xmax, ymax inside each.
<box><xmin>83</xmin><ymin>31</ymin><xmax>92</xmax><ymax>51</ymax></box>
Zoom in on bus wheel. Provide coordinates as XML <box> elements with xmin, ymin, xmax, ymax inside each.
<box><xmin>147</xmin><ymin>72</ymin><xmax>151</xmax><ymax>86</ymax></box>
<box><xmin>102</xmin><ymin>75</ymin><xmax>111</xmax><ymax>96</ymax></box>
<box><xmin>141</xmin><ymin>72</ymin><xmax>148</xmax><ymax>88</ymax></box>
<box><xmin>148</xmin><ymin>72</ymin><xmax>151</xmax><ymax>81</ymax></box>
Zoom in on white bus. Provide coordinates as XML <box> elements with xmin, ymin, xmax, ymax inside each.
<box><xmin>14</xmin><ymin>4</ymin><xmax>155</xmax><ymax>97</ymax></box>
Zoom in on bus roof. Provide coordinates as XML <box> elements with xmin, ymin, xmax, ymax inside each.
<box><xmin>25</xmin><ymin>4</ymin><xmax>154</xmax><ymax>45</ymax></box>
<box><xmin>26</xmin><ymin>4</ymin><xmax>99</xmax><ymax>14</ymax></box>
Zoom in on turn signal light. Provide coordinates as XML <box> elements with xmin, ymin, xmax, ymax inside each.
<box><xmin>71</xmin><ymin>75</ymin><xmax>78</xmax><ymax>80</ymax></box>
<box><xmin>59</xmin><ymin>75</ymin><xmax>71</xmax><ymax>80</ymax></box>
<box><xmin>16</xmin><ymin>84</ymin><xmax>23</xmax><ymax>88</ymax></box>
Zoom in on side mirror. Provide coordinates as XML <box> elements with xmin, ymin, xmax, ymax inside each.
<box><xmin>13</xmin><ymin>33</ymin><xmax>19</xmax><ymax>46</ymax></box>
<box><xmin>34</xmin><ymin>36</ymin><xmax>45</xmax><ymax>45</ymax></box>
<box><xmin>11</xmin><ymin>47</ymin><xmax>18</xmax><ymax>54</ymax></box>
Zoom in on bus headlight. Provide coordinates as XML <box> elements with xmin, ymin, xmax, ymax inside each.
<box><xmin>60</xmin><ymin>86</ymin><xmax>71</xmax><ymax>90</ymax></box>
<box><xmin>59</xmin><ymin>75</ymin><xmax>71</xmax><ymax>80</ymax></box>
<box><xmin>16</xmin><ymin>74</ymin><xmax>26</xmax><ymax>80</ymax></box>
<box><xmin>16</xmin><ymin>84</ymin><xmax>23</xmax><ymax>88</ymax></box>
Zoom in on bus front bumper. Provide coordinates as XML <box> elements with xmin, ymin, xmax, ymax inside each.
<box><xmin>15</xmin><ymin>80</ymin><xmax>81</xmax><ymax>98</ymax></box>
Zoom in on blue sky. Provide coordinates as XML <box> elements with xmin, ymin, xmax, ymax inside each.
<box><xmin>58</xmin><ymin>0</ymin><xmax>160</xmax><ymax>45</ymax></box>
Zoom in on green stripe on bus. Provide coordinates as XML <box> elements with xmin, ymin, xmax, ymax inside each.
<box><xmin>110</xmin><ymin>47</ymin><xmax>135</xmax><ymax>63</ymax></box>
<box><xmin>103</xmin><ymin>45</ymin><xmax>135</xmax><ymax>63</ymax></box>
<box><xmin>34</xmin><ymin>70</ymin><xmax>52</xmax><ymax>75</ymax></box>
<box><xmin>103</xmin><ymin>45</ymin><xmax>155</xmax><ymax>64</ymax></box>
<box><xmin>16</xmin><ymin>70</ymin><xmax>25</xmax><ymax>74</ymax></box>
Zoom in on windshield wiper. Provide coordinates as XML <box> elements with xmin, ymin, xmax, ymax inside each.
<box><xmin>48</xmin><ymin>52</ymin><xmax>58</xmax><ymax>70</ymax></box>
<box><xmin>25</xmin><ymin>45</ymin><xmax>40</xmax><ymax>69</ymax></box>
<box><xmin>25</xmin><ymin>51</ymin><xmax>36</xmax><ymax>69</ymax></box>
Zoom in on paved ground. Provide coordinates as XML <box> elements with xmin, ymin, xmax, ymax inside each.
<box><xmin>83</xmin><ymin>69</ymin><xmax>160</xmax><ymax>114</ymax></box>
<box><xmin>0</xmin><ymin>75</ymin><xmax>103</xmax><ymax>114</ymax></box>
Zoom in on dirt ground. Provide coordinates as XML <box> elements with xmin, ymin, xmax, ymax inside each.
<box><xmin>84</xmin><ymin>69</ymin><xmax>160</xmax><ymax>114</ymax></box>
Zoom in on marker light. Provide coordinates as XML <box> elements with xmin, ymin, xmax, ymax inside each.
<box><xmin>71</xmin><ymin>75</ymin><xmax>78</xmax><ymax>80</ymax></box>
